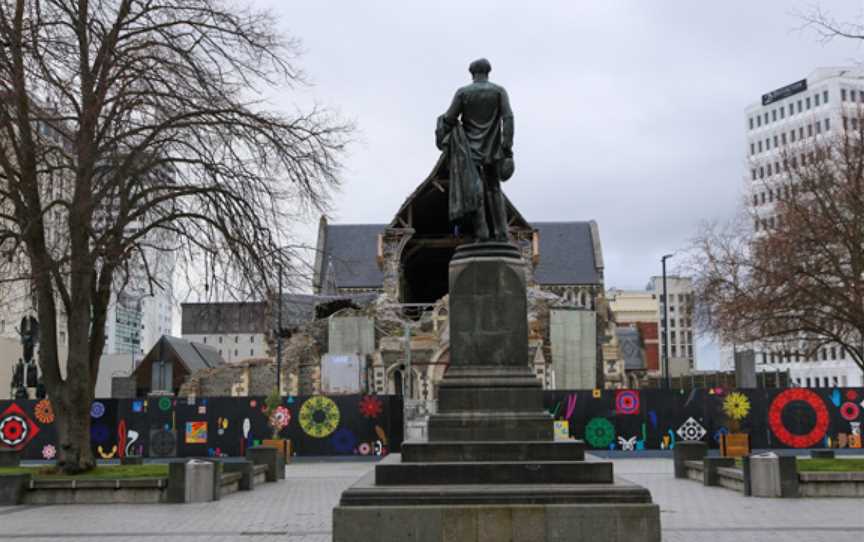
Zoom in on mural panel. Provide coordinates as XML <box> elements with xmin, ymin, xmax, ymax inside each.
<box><xmin>541</xmin><ymin>388</ymin><xmax>864</xmax><ymax>451</ymax></box>
<box><xmin>0</xmin><ymin>394</ymin><xmax>403</xmax><ymax>460</ymax></box>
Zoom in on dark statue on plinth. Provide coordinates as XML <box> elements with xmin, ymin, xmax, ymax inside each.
<box><xmin>333</xmin><ymin>59</ymin><xmax>661</xmax><ymax>542</ymax></box>
<box><xmin>436</xmin><ymin>58</ymin><xmax>514</xmax><ymax>241</ymax></box>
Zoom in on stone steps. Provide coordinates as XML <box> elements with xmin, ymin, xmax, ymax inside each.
<box><xmin>401</xmin><ymin>440</ymin><xmax>585</xmax><ymax>463</ymax></box>
<box><xmin>374</xmin><ymin>454</ymin><xmax>612</xmax><ymax>486</ymax></box>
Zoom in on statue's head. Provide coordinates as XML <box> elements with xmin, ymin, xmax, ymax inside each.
<box><xmin>469</xmin><ymin>58</ymin><xmax>491</xmax><ymax>81</ymax></box>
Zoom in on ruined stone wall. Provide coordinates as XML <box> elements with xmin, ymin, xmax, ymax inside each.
<box><xmin>380</xmin><ymin>227</ymin><xmax>414</xmax><ymax>300</ymax></box>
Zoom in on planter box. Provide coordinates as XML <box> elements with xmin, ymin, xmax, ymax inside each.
<box><xmin>719</xmin><ymin>433</ymin><xmax>750</xmax><ymax>458</ymax></box>
<box><xmin>262</xmin><ymin>439</ymin><xmax>292</xmax><ymax>464</ymax></box>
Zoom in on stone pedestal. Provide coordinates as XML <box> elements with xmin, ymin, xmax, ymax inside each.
<box><xmin>333</xmin><ymin>243</ymin><xmax>661</xmax><ymax>541</ymax></box>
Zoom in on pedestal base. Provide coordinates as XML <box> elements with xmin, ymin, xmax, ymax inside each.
<box><xmin>335</xmin><ymin>465</ymin><xmax>661</xmax><ymax>542</ymax></box>
<box><xmin>332</xmin><ymin>242</ymin><xmax>661</xmax><ymax>540</ymax></box>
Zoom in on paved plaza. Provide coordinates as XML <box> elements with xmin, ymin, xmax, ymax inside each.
<box><xmin>1</xmin><ymin>456</ymin><xmax>862</xmax><ymax>541</ymax></box>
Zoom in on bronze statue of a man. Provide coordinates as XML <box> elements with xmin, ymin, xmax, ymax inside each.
<box><xmin>436</xmin><ymin>58</ymin><xmax>514</xmax><ymax>241</ymax></box>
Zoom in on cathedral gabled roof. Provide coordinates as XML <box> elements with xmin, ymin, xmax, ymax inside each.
<box><xmin>315</xmin><ymin>220</ymin><xmax>603</xmax><ymax>291</ymax></box>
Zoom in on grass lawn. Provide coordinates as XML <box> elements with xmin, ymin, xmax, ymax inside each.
<box><xmin>0</xmin><ymin>464</ymin><xmax>168</xmax><ymax>479</ymax></box>
<box><xmin>797</xmin><ymin>458</ymin><xmax>864</xmax><ymax>472</ymax></box>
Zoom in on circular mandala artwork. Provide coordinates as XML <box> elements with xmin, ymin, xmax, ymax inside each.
<box><xmin>90</xmin><ymin>401</ymin><xmax>105</xmax><ymax>419</ymax></box>
<box><xmin>0</xmin><ymin>414</ymin><xmax>28</xmax><ymax>447</ymax></box>
<box><xmin>158</xmin><ymin>397</ymin><xmax>172</xmax><ymax>411</ymax></box>
<box><xmin>840</xmin><ymin>402</ymin><xmax>861</xmax><ymax>422</ymax></box>
<box><xmin>34</xmin><ymin>399</ymin><xmax>54</xmax><ymax>424</ymax></box>
<box><xmin>330</xmin><ymin>428</ymin><xmax>358</xmax><ymax>454</ymax></box>
<box><xmin>269</xmin><ymin>406</ymin><xmax>291</xmax><ymax>432</ymax></box>
<box><xmin>584</xmin><ymin>417</ymin><xmax>616</xmax><ymax>449</ymax></box>
<box><xmin>615</xmin><ymin>391</ymin><xmax>640</xmax><ymax>415</ymax></box>
<box><xmin>299</xmin><ymin>396</ymin><xmax>340</xmax><ymax>438</ymax></box>
<box><xmin>0</xmin><ymin>404</ymin><xmax>40</xmax><ymax>449</ymax></box>
<box><xmin>42</xmin><ymin>444</ymin><xmax>56</xmax><ymax>460</ymax></box>
<box><xmin>358</xmin><ymin>396</ymin><xmax>383</xmax><ymax>419</ymax></box>
<box><xmin>722</xmin><ymin>392</ymin><xmax>751</xmax><ymax>421</ymax></box>
<box><xmin>768</xmin><ymin>389</ymin><xmax>829</xmax><ymax>448</ymax></box>
<box><xmin>357</xmin><ymin>442</ymin><xmax>372</xmax><ymax>456</ymax></box>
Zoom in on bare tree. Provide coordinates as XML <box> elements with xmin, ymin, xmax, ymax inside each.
<box><xmin>0</xmin><ymin>0</ymin><xmax>349</xmax><ymax>473</ymax></box>
<box><xmin>687</xmin><ymin>109</ymin><xmax>864</xmax><ymax>376</ymax></box>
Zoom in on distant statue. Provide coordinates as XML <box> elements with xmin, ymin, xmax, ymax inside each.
<box><xmin>436</xmin><ymin>58</ymin><xmax>514</xmax><ymax>241</ymax></box>
<box><xmin>19</xmin><ymin>315</ymin><xmax>39</xmax><ymax>363</ymax></box>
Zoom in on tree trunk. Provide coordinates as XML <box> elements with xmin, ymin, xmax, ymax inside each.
<box><xmin>53</xmin><ymin>381</ymin><xmax>96</xmax><ymax>474</ymax></box>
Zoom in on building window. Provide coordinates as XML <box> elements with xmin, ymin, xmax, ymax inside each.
<box><xmin>780</xmin><ymin>107</ymin><xmax>785</xmax><ymax>119</ymax></box>
<box><xmin>751</xmin><ymin>169</ymin><xmax>757</xmax><ymax>181</ymax></box>
<box><xmin>202</xmin><ymin>336</ymin><xmax>207</xmax><ymax>344</ymax></box>
<box><xmin>773</xmin><ymin>135</ymin><xmax>778</xmax><ymax>147</ymax></box>
<box><xmin>807</xmin><ymin>124</ymin><xmax>813</xmax><ymax>137</ymax></box>
<box><xmin>814</xmin><ymin>93</ymin><xmax>820</xmax><ymax>106</ymax></box>
<box><xmin>799</xmin><ymin>126</ymin><xmax>804</xmax><ymax>139</ymax></box>
<box><xmin>251</xmin><ymin>349</ymin><xmax>254</xmax><ymax>356</ymax></box>
<box><xmin>781</xmin><ymin>133</ymin><xmax>787</xmax><ymax>144</ymax></box>
<box><xmin>788</xmin><ymin>104</ymin><xmax>794</xmax><ymax>116</ymax></box>
<box><xmin>749</xmin><ymin>117</ymin><xmax>754</xmax><ymax>130</ymax></box>
<box><xmin>831</xmin><ymin>347</ymin><xmax>837</xmax><ymax>360</ymax></box>
<box><xmin>842</xmin><ymin>88</ymin><xmax>847</xmax><ymax>101</ymax></box>
<box><xmin>806</xmin><ymin>96</ymin><xmax>811</xmax><ymax>109</ymax></box>
<box><xmin>772</xmin><ymin>109</ymin><xmax>777</xmax><ymax>121</ymax></box>
<box><xmin>823</xmin><ymin>90</ymin><xmax>829</xmax><ymax>103</ymax></box>
<box><xmin>764</xmin><ymin>112</ymin><xmax>769</xmax><ymax>124</ymax></box>
<box><xmin>767</xmin><ymin>163</ymin><xmax>772</xmax><ymax>176</ymax></box>
<box><xmin>750</xmin><ymin>143</ymin><xmax>755</xmax><ymax>155</ymax></box>
<box><xmin>797</xmin><ymin>100</ymin><xmax>802</xmax><ymax>113</ymax></box>
<box><xmin>790</xmin><ymin>130</ymin><xmax>796</xmax><ymax>142</ymax></box>
<box><xmin>753</xmin><ymin>193</ymin><xmax>758</xmax><ymax>206</ymax></box>
<box><xmin>757</xmin><ymin>115</ymin><xmax>762</xmax><ymax>127</ymax></box>
<box><xmin>250</xmin><ymin>335</ymin><xmax>254</xmax><ymax>343</ymax></box>
<box><xmin>218</xmin><ymin>336</ymin><xmax>223</xmax><ymax>344</ymax></box>
<box><xmin>765</xmin><ymin>138</ymin><xmax>770</xmax><ymax>150</ymax></box>
<box><xmin>218</xmin><ymin>349</ymin><xmax>222</xmax><ymax>355</ymax></box>
<box><xmin>234</xmin><ymin>336</ymin><xmax>238</xmax><ymax>343</ymax></box>
<box><xmin>758</xmin><ymin>141</ymin><xmax>763</xmax><ymax>152</ymax></box>
<box><xmin>825</xmin><ymin>118</ymin><xmax>830</xmax><ymax>131</ymax></box>
<box><xmin>823</xmin><ymin>377</ymin><xmax>829</xmax><ymax>387</ymax></box>
<box><xmin>852</xmin><ymin>90</ymin><xmax>858</xmax><ymax>102</ymax></box>
<box><xmin>816</xmin><ymin>121</ymin><xmax>821</xmax><ymax>134</ymax></box>
<box><xmin>234</xmin><ymin>349</ymin><xmax>238</xmax><ymax>356</ymax></box>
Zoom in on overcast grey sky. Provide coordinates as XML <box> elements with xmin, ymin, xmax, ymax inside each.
<box><xmin>256</xmin><ymin>0</ymin><xmax>864</xmax><ymax>367</ymax></box>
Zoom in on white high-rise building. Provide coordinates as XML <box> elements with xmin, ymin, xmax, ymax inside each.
<box><xmin>744</xmin><ymin>67</ymin><xmax>864</xmax><ymax>388</ymax></box>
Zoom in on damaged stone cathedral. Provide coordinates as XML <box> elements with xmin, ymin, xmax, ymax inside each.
<box><xmin>285</xmin><ymin>155</ymin><xmax>608</xmax><ymax>400</ymax></box>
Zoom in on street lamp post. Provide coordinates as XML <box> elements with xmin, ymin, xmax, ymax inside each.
<box><xmin>276</xmin><ymin>263</ymin><xmax>283</xmax><ymax>396</ymax></box>
<box><xmin>661</xmin><ymin>254</ymin><xmax>674</xmax><ymax>390</ymax></box>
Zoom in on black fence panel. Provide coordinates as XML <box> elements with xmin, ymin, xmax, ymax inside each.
<box><xmin>0</xmin><ymin>394</ymin><xmax>403</xmax><ymax>460</ymax></box>
<box><xmin>542</xmin><ymin>388</ymin><xmax>862</xmax><ymax>451</ymax></box>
